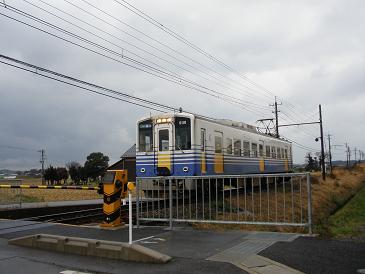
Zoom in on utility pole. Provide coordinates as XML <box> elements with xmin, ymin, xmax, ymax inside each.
<box><xmin>348</xmin><ymin>145</ymin><xmax>351</xmax><ymax>167</ymax></box>
<box><xmin>319</xmin><ymin>104</ymin><xmax>326</xmax><ymax>181</ymax></box>
<box><xmin>327</xmin><ymin>134</ymin><xmax>332</xmax><ymax>174</ymax></box>
<box><xmin>38</xmin><ymin>149</ymin><xmax>45</xmax><ymax>185</ymax></box>
<box><xmin>354</xmin><ymin>147</ymin><xmax>357</xmax><ymax>162</ymax></box>
<box><xmin>345</xmin><ymin>143</ymin><xmax>349</xmax><ymax>167</ymax></box>
<box><xmin>270</xmin><ymin>96</ymin><xmax>282</xmax><ymax>138</ymax></box>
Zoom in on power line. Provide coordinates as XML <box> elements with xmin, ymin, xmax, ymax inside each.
<box><xmin>0</xmin><ymin>144</ymin><xmax>37</xmax><ymax>152</ymax></box>
<box><xmin>25</xmin><ymin>0</ymin><xmax>273</xmax><ymax>109</ymax></box>
<box><xmin>0</xmin><ymin>56</ymin><xmax>174</xmax><ymax>113</ymax></box>
<box><xmin>62</xmin><ymin>0</ymin><xmax>275</xmax><ymax>104</ymax></box>
<box><xmin>0</xmin><ymin>4</ymin><xmax>272</xmax><ymax>118</ymax></box>
<box><xmin>111</xmin><ymin>0</ymin><xmax>319</xmax><ymax>120</ymax></box>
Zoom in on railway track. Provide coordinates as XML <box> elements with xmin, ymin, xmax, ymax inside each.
<box><xmin>0</xmin><ymin>198</ymin><xmax>169</xmax><ymax>225</ymax></box>
<box><xmin>20</xmin><ymin>208</ymin><xmax>104</xmax><ymax>224</ymax></box>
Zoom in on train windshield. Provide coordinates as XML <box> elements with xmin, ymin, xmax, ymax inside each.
<box><xmin>138</xmin><ymin>120</ymin><xmax>153</xmax><ymax>152</ymax></box>
<box><xmin>175</xmin><ymin>117</ymin><xmax>191</xmax><ymax>150</ymax></box>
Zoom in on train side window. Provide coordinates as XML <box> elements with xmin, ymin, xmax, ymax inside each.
<box><xmin>271</xmin><ymin>147</ymin><xmax>276</xmax><ymax>158</ymax></box>
<box><xmin>251</xmin><ymin>143</ymin><xmax>258</xmax><ymax>157</ymax></box>
<box><xmin>281</xmin><ymin>148</ymin><xmax>285</xmax><ymax>159</ymax></box>
<box><xmin>243</xmin><ymin>141</ymin><xmax>250</xmax><ymax>157</ymax></box>
<box><xmin>200</xmin><ymin>129</ymin><xmax>206</xmax><ymax>152</ymax></box>
<box><xmin>284</xmin><ymin>148</ymin><xmax>288</xmax><ymax>159</ymax></box>
<box><xmin>226</xmin><ymin>138</ymin><xmax>233</xmax><ymax>154</ymax></box>
<box><xmin>266</xmin><ymin>146</ymin><xmax>271</xmax><ymax>158</ymax></box>
<box><xmin>234</xmin><ymin>139</ymin><xmax>241</xmax><ymax>156</ymax></box>
<box><xmin>215</xmin><ymin>135</ymin><xmax>223</xmax><ymax>153</ymax></box>
<box><xmin>277</xmin><ymin>147</ymin><xmax>281</xmax><ymax>159</ymax></box>
<box><xmin>259</xmin><ymin>144</ymin><xmax>264</xmax><ymax>157</ymax></box>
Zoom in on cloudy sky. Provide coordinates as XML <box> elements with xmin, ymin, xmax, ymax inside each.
<box><xmin>0</xmin><ymin>0</ymin><xmax>364</xmax><ymax>170</ymax></box>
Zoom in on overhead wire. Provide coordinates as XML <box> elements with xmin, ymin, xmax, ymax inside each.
<box><xmin>109</xmin><ymin>0</ymin><xmax>276</xmax><ymax>99</ymax></box>
<box><xmin>31</xmin><ymin>0</ymin><xmax>272</xmax><ymax>108</ymax></box>
<box><xmin>109</xmin><ymin>0</ymin><xmax>326</xmax><ymax>137</ymax></box>
<box><xmin>0</xmin><ymin>3</ymin><xmax>272</xmax><ymax>118</ymax></box>
<box><xmin>70</xmin><ymin>0</ymin><xmax>276</xmax><ymax>103</ymax></box>
<box><xmin>111</xmin><ymin>0</ymin><xmax>319</xmax><ymax>119</ymax></box>
<box><xmin>0</xmin><ymin>10</ymin><xmax>270</xmax><ymax>118</ymax></box>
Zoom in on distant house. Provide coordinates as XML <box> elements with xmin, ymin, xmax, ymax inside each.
<box><xmin>108</xmin><ymin>144</ymin><xmax>136</xmax><ymax>182</ymax></box>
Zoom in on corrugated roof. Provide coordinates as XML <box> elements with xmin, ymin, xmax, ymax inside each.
<box><xmin>121</xmin><ymin>144</ymin><xmax>136</xmax><ymax>158</ymax></box>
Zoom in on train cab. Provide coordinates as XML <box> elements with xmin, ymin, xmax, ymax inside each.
<box><xmin>136</xmin><ymin>113</ymin><xmax>195</xmax><ymax>178</ymax></box>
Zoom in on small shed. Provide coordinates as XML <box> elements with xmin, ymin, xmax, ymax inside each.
<box><xmin>108</xmin><ymin>144</ymin><xmax>136</xmax><ymax>182</ymax></box>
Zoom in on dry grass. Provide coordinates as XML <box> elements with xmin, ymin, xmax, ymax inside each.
<box><xmin>0</xmin><ymin>177</ymin><xmax>101</xmax><ymax>203</ymax></box>
<box><xmin>193</xmin><ymin>164</ymin><xmax>365</xmax><ymax>234</ymax></box>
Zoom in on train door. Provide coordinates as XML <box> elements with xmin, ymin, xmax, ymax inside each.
<box><xmin>200</xmin><ymin>128</ymin><xmax>207</xmax><ymax>174</ymax></box>
<box><xmin>154</xmin><ymin>122</ymin><xmax>174</xmax><ymax>176</ymax></box>
<box><xmin>214</xmin><ymin>131</ymin><xmax>224</xmax><ymax>174</ymax></box>
<box><xmin>259</xmin><ymin>140</ymin><xmax>265</xmax><ymax>172</ymax></box>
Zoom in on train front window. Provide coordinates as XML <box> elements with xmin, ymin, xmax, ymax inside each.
<box><xmin>175</xmin><ymin>117</ymin><xmax>191</xmax><ymax>150</ymax></box>
<box><xmin>138</xmin><ymin>120</ymin><xmax>153</xmax><ymax>152</ymax></box>
<box><xmin>159</xmin><ymin>129</ymin><xmax>169</xmax><ymax>151</ymax></box>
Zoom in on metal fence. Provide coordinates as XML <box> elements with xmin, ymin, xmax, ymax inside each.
<box><xmin>136</xmin><ymin>173</ymin><xmax>312</xmax><ymax>233</ymax></box>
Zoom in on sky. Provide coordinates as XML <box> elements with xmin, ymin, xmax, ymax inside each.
<box><xmin>0</xmin><ymin>0</ymin><xmax>364</xmax><ymax>170</ymax></box>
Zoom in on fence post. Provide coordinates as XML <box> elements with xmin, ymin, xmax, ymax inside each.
<box><xmin>306</xmin><ymin>173</ymin><xmax>312</xmax><ymax>234</ymax></box>
<box><xmin>136</xmin><ymin>179</ymin><xmax>140</xmax><ymax>228</ymax></box>
<box><xmin>169</xmin><ymin>178</ymin><xmax>173</xmax><ymax>230</ymax></box>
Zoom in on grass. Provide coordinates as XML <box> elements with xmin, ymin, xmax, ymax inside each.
<box><xmin>0</xmin><ymin>176</ymin><xmax>102</xmax><ymax>203</ymax></box>
<box><xmin>14</xmin><ymin>194</ymin><xmax>44</xmax><ymax>203</ymax></box>
<box><xmin>328</xmin><ymin>185</ymin><xmax>365</xmax><ymax>239</ymax></box>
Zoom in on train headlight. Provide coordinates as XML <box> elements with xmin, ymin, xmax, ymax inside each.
<box><xmin>140</xmin><ymin>168</ymin><xmax>146</xmax><ymax>173</ymax></box>
<box><xmin>183</xmin><ymin>166</ymin><xmax>189</xmax><ymax>172</ymax></box>
<box><xmin>156</xmin><ymin>118</ymin><xmax>172</xmax><ymax>123</ymax></box>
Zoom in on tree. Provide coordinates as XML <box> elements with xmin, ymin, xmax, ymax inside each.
<box><xmin>56</xmin><ymin>167</ymin><xmax>68</xmax><ymax>184</ymax></box>
<box><xmin>66</xmin><ymin>161</ymin><xmax>82</xmax><ymax>184</ymax></box>
<box><xmin>44</xmin><ymin>165</ymin><xmax>57</xmax><ymax>185</ymax></box>
<box><xmin>84</xmin><ymin>152</ymin><xmax>109</xmax><ymax>181</ymax></box>
<box><xmin>305</xmin><ymin>153</ymin><xmax>319</xmax><ymax>171</ymax></box>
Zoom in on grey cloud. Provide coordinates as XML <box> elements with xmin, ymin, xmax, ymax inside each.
<box><xmin>0</xmin><ymin>0</ymin><xmax>364</xmax><ymax>169</ymax></box>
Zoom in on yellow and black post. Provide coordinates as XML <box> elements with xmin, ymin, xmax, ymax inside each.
<box><xmin>100</xmin><ymin>169</ymin><xmax>128</xmax><ymax>228</ymax></box>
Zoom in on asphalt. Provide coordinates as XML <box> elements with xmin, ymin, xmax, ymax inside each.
<box><xmin>0</xmin><ymin>220</ymin><xmax>246</xmax><ymax>274</ymax></box>
<box><xmin>1</xmin><ymin>219</ymin><xmax>364</xmax><ymax>273</ymax></box>
<box><xmin>259</xmin><ymin>236</ymin><xmax>365</xmax><ymax>274</ymax></box>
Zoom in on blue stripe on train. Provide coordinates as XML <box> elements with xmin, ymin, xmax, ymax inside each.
<box><xmin>136</xmin><ymin>153</ymin><xmax>291</xmax><ymax>177</ymax></box>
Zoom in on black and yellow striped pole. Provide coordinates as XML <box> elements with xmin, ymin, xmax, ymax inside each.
<box><xmin>100</xmin><ymin>170</ymin><xmax>128</xmax><ymax>228</ymax></box>
<box><xmin>0</xmin><ymin>185</ymin><xmax>99</xmax><ymax>190</ymax></box>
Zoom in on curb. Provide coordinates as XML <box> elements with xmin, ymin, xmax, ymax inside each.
<box><xmin>9</xmin><ymin>234</ymin><xmax>171</xmax><ymax>264</ymax></box>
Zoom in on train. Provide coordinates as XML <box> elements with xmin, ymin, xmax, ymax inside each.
<box><xmin>136</xmin><ymin>112</ymin><xmax>293</xmax><ymax>185</ymax></box>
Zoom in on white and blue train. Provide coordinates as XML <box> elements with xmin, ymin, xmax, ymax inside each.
<box><xmin>136</xmin><ymin>112</ymin><xmax>292</xmax><ymax>179</ymax></box>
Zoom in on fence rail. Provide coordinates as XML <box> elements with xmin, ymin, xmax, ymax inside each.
<box><xmin>136</xmin><ymin>173</ymin><xmax>312</xmax><ymax>233</ymax></box>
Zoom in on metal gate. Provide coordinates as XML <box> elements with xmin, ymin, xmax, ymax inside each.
<box><xmin>136</xmin><ymin>173</ymin><xmax>312</xmax><ymax>233</ymax></box>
